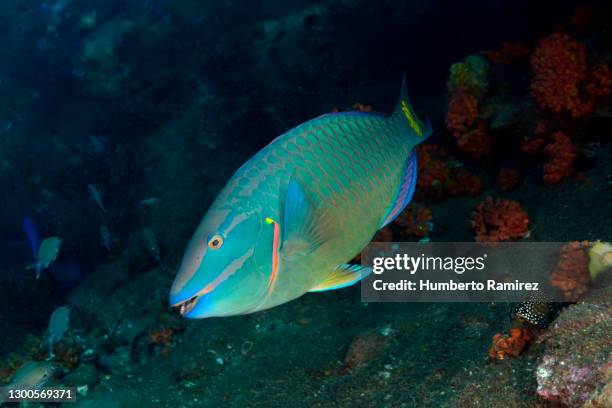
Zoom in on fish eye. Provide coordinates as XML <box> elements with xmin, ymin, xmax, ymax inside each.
<box><xmin>208</xmin><ymin>234</ymin><xmax>224</xmax><ymax>250</ymax></box>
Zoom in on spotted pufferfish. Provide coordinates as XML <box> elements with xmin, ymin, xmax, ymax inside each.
<box><xmin>509</xmin><ymin>293</ymin><xmax>560</xmax><ymax>328</ymax></box>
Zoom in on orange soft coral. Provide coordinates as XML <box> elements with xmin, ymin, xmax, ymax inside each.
<box><xmin>456</xmin><ymin>122</ymin><xmax>492</xmax><ymax>158</ymax></box>
<box><xmin>488</xmin><ymin>327</ymin><xmax>535</xmax><ymax>360</ymax></box>
<box><xmin>530</xmin><ymin>33</ymin><xmax>593</xmax><ymax>118</ymax></box>
<box><xmin>148</xmin><ymin>327</ymin><xmax>173</xmax><ymax>346</ymax></box>
<box><xmin>521</xmin><ymin>122</ymin><xmax>547</xmax><ymax>155</ymax></box>
<box><xmin>521</xmin><ymin>136</ymin><xmax>546</xmax><ymax>155</ymax></box>
<box><xmin>394</xmin><ymin>204</ymin><xmax>433</xmax><ymax>239</ymax></box>
<box><xmin>497</xmin><ymin>168</ymin><xmax>520</xmax><ymax>191</ymax></box>
<box><xmin>54</xmin><ymin>343</ymin><xmax>81</xmax><ymax>369</ymax></box>
<box><xmin>543</xmin><ymin>131</ymin><xmax>576</xmax><ymax>184</ymax></box>
<box><xmin>447</xmin><ymin>168</ymin><xmax>482</xmax><ymax>196</ymax></box>
<box><xmin>352</xmin><ymin>102</ymin><xmax>374</xmax><ymax>112</ymax></box>
<box><xmin>550</xmin><ymin>241</ymin><xmax>591</xmax><ymax>301</ymax></box>
<box><xmin>471</xmin><ymin>197</ymin><xmax>529</xmax><ymax>242</ymax></box>
<box><xmin>446</xmin><ymin>92</ymin><xmax>479</xmax><ymax>138</ymax></box>
<box><xmin>586</xmin><ymin>63</ymin><xmax>612</xmax><ymax>97</ymax></box>
<box><xmin>417</xmin><ymin>144</ymin><xmax>450</xmax><ymax>198</ymax></box>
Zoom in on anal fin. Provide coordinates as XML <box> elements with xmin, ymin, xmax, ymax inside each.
<box><xmin>310</xmin><ymin>264</ymin><xmax>372</xmax><ymax>292</ymax></box>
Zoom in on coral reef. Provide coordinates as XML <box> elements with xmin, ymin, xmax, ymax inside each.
<box><xmin>456</xmin><ymin>122</ymin><xmax>492</xmax><ymax>158</ymax></box>
<box><xmin>394</xmin><ymin>204</ymin><xmax>433</xmax><ymax>239</ymax></box>
<box><xmin>445</xmin><ymin>92</ymin><xmax>479</xmax><ymax>138</ymax></box>
<box><xmin>148</xmin><ymin>327</ymin><xmax>174</xmax><ymax>357</ymax></box>
<box><xmin>520</xmin><ymin>135</ymin><xmax>546</xmax><ymax>155</ymax></box>
<box><xmin>416</xmin><ymin>144</ymin><xmax>450</xmax><ymax>198</ymax></box>
<box><xmin>543</xmin><ymin>131</ymin><xmax>577</xmax><ymax>184</ymax></box>
<box><xmin>148</xmin><ymin>327</ymin><xmax>173</xmax><ymax>347</ymax></box>
<box><xmin>416</xmin><ymin>144</ymin><xmax>484</xmax><ymax>199</ymax></box>
<box><xmin>446</xmin><ymin>168</ymin><xmax>482</xmax><ymax>196</ymax></box>
<box><xmin>550</xmin><ymin>241</ymin><xmax>591</xmax><ymax>301</ymax></box>
<box><xmin>445</xmin><ymin>55</ymin><xmax>493</xmax><ymax>158</ymax></box>
<box><xmin>447</xmin><ymin>55</ymin><xmax>490</xmax><ymax>96</ymax></box>
<box><xmin>351</xmin><ymin>102</ymin><xmax>373</xmax><ymax>112</ymax></box>
<box><xmin>497</xmin><ymin>168</ymin><xmax>520</xmax><ymax>191</ymax></box>
<box><xmin>588</xmin><ymin>241</ymin><xmax>612</xmax><ymax>280</ymax></box>
<box><xmin>488</xmin><ymin>327</ymin><xmax>536</xmax><ymax>361</ymax></box>
<box><xmin>586</xmin><ymin>63</ymin><xmax>612</xmax><ymax>97</ymax></box>
<box><xmin>530</xmin><ymin>33</ymin><xmax>592</xmax><ymax>118</ymax></box>
<box><xmin>471</xmin><ymin>197</ymin><xmax>529</xmax><ymax>242</ymax></box>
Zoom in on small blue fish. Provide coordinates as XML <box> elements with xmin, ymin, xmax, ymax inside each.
<box><xmin>22</xmin><ymin>217</ymin><xmax>40</xmax><ymax>259</ymax></box>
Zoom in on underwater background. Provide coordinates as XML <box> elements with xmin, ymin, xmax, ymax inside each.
<box><xmin>0</xmin><ymin>0</ymin><xmax>611</xmax><ymax>406</ymax></box>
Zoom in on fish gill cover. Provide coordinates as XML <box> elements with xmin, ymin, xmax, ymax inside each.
<box><xmin>0</xmin><ymin>0</ymin><xmax>610</xmax><ymax>407</ymax></box>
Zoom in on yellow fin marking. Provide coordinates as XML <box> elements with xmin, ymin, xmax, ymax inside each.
<box><xmin>401</xmin><ymin>100</ymin><xmax>423</xmax><ymax>137</ymax></box>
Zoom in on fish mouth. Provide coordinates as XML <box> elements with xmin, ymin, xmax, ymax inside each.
<box><xmin>173</xmin><ymin>295</ymin><xmax>199</xmax><ymax>316</ymax></box>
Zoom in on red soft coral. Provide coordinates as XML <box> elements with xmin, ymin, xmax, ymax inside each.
<box><xmin>417</xmin><ymin>144</ymin><xmax>450</xmax><ymax>198</ymax></box>
<box><xmin>543</xmin><ymin>131</ymin><xmax>576</xmax><ymax>184</ymax></box>
<box><xmin>447</xmin><ymin>168</ymin><xmax>482</xmax><ymax>196</ymax></box>
<box><xmin>488</xmin><ymin>327</ymin><xmax>536</xmax><ymax>360</ymax></box>
<box><xmin>446</xmin><ymin>92</ymin><xmax>479</xmax><ymax>138</ymax></box>
<box><xmin>550</xmin><ymin>242</ymin><xmax>591</xmax><ymax>301</ymax></box>
<box><xmin>456</xmin><ymin>122</ymin><xmax>492</xmax><ymax>158</ymax></box>
<box><xmin>497</xmin><ymin>168</ymin><xmax>520</xmax><ymax>191</ymax></box>
<box><xmin>586</xmin><ymin>63</ymin><xmax>612</xmax><ymax>97</ymax></box>
<box><xmin>394</xmin><ymin>204</ymin><xmax>433</xmax><ymax>239</ymax></box>
<box><xmin>471</xmin><ymin>197</ymin><xmax>529</xmax><ymax>242</ymax></box>
<box><xmin>521</xmin><ymin>137</ymin><xmax>546</xmax><ymax>155</ymax></box>
<box><xmin>530</xmin><ymin>33</ymin><xmax>593</xmax><ymax>118</ymax></box>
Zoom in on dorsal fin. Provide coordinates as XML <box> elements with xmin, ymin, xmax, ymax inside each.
<box><xmin>392</xmin><ymin>74</ymin><xmax>432</xmax><ymax>140</ymax></box>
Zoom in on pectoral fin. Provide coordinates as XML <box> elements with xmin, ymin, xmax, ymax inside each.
<box><xmin>310</xmin><ymin>264</ymin><xmax>372</xmax><ymax>292</ymax></box>
<box><xmin>281</xmin><ymin>178</ymin><xmax>333</xmax><ymax>258</ymax></box>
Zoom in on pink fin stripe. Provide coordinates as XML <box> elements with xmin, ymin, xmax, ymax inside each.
<box><xmin>381</xmin><ymin>151</ymin><xmax>418</xmax><ymax>227</ymax></box>
<box><xmin>267</xmin><ymin>220</ymin><xmax>281</xmax><ymax>295</ymax></box>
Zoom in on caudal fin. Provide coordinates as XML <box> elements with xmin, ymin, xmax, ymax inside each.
<box><xmin>392</xmin><ymin>74</ymin><xmax>432</xmax><ymax>141</ymax></box>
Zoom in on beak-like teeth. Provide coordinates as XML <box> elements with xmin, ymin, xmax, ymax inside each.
<box><xmin>175</xmin><ymin>295</ymin><xmax>198</xmax><ymax>316</ymax></box>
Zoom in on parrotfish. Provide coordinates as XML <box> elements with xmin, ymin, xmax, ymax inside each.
<box><xmin>170</xmin><ymin>78</ymin><xmax>432</xmax><ymax>318</ymax></box>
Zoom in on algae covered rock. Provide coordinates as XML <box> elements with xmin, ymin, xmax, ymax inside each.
<box><xmin>536</xmin><ymin>298</ymin><xmax>612</xmax><ymax>407</ymax></box>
